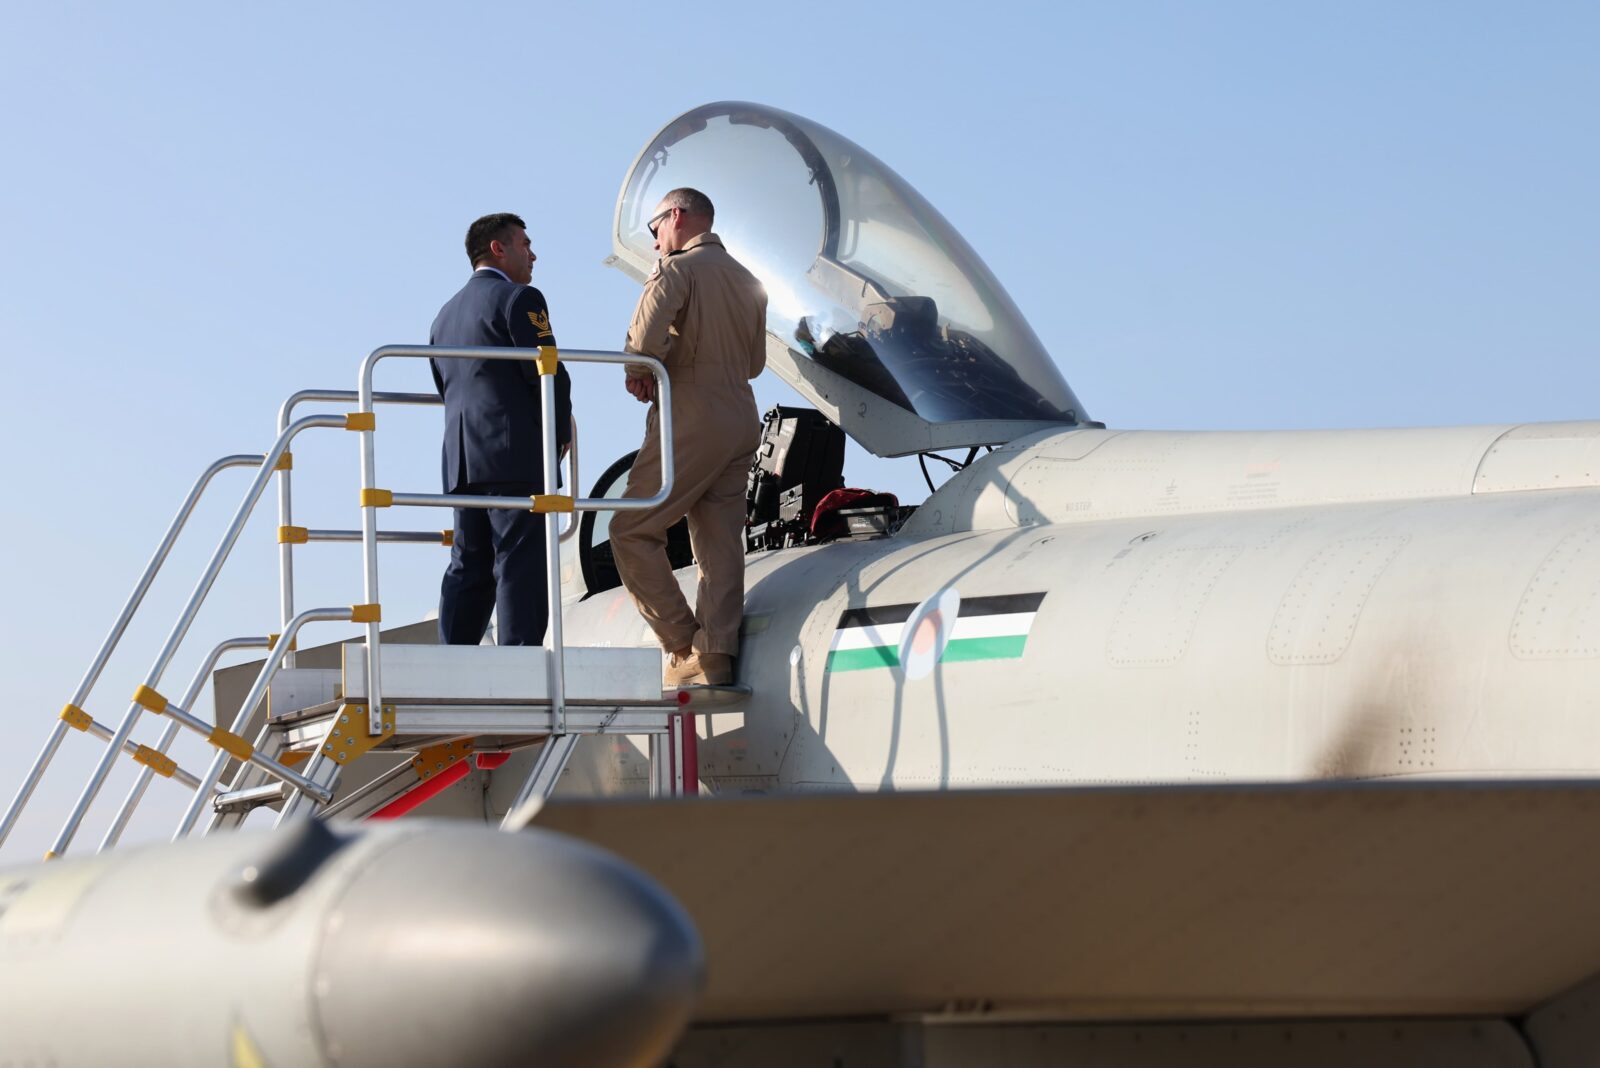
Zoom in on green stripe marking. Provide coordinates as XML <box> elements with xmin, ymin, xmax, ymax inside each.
<box><xmin>939</xmin><ymin>635</ymin><xmax>1028</xmax><ymax>662</ymax></box>
<box><xmin>824</xmin><ymin>635</ymin><xmax>1030</xmax><ymax>673</ymax></box>
<box><xmin>826</xmin><ymin>646</ymin><xmax>899</xmax><ymax>672</ymax></box>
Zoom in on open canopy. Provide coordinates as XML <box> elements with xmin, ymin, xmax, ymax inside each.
<box><xmin>610</xmin><ymin>102</ymin><xmax>1090</xmax><ymax>456</ymax></box>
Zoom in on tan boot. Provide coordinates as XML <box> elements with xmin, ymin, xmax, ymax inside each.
<box><xmin>664</xmin><ymin>650</ymin><xmax>733</xmax><ymax>688</ymax></box>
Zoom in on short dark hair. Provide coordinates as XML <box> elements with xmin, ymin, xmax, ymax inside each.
<box><xmin>465</xmin><ymin>213</ymin><xmax>526</xmax><ymax>266</ymax></box>
<box><xmin>661</xmin><ymin>187</ymin><xmax>714</xmax><ymax>223</ymax></box>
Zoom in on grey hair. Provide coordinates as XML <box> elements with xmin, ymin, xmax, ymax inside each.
<box><xmin>659</xmin><ymin>187</ymin><xmax>714</xmax><ymax>222</ymax></box>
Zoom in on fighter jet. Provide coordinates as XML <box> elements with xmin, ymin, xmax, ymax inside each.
<box><xmin>558</xmin><ymin>102</ymin><xmax>1600</xmax><ymax>797</ymax></box>
<box><xmin>4</xmin><ymin>101</ymin><xmax>1599</xmax><ymax>1066</ymax></box>
<box><xmin>546</xmin><ymin>102</ymin><xmax>1600</xmax><ymax>1066</ymax></box>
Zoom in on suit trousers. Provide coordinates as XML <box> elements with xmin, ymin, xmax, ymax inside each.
<box><xmin>438</xmin><ymin>481</ymin><xmax>549</xmax><ymax>646</ymax></box>
<box><xmin>610</xmin><ymin>391</ymin><xmax>757</xmax><ymax>658</ymax></box>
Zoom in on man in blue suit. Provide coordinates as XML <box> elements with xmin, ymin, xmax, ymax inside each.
<box><xmin>430</xmin><ymin>213</ymin><xmax>573</xmax><ymax>646</ymax></box>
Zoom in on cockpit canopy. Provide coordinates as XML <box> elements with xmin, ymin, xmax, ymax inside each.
<box><xmin>610</xmin><ymin>102</ymin><xmax>1090</xmax><ymax>456</ymax></box>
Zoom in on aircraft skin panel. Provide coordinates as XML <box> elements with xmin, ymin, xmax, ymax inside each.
<box><xmin>1473</xmin><ymin>421</ymin><xmax>1600</xmax><ymax>494</ymax></box>
<box><xmin>1510</xmin><ymin>522</ymin><xmax>1600</xmax><ymax>660</ymax></box>
<box><xmin>560</xmin><ymin>482</ymin><xmax>1600</xmax><ymax>795</ymax></box>
<box><xmin>534</xmin><ymin>781</ymin><xmax>1600</xmax><ymax>1024</ymax></box>
<box><xmin>900</xmin><ymin>422</ymin><xmax>1600</xmax><ymax>538</ymax></box>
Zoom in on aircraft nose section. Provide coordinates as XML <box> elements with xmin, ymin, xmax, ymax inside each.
<box><xmin>315</xmin><ymin>822</ymin><xmax>702</xmax><ymax>1068</ymax></box>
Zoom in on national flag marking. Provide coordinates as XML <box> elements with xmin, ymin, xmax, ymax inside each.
<box><xmin>825</xmin><ymin>593</ymin><xmax>1043</xmax><ymax>673</ymax></box>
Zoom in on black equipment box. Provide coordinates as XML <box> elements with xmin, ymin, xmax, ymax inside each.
<box><xmin>746</xmin><ymin>406</ymin><xmax>845</xmax><ymax>551</ymax></box>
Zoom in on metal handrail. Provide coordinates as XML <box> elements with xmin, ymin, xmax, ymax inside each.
<box><xmin>276</xmin><ymin>390</ymin><xmax>438</xmax><ymax>671</ymax></box>
<box><xmin>98</xmin><ymin>635</ymin><xmax>273</xmax><ymax>852</ymax></box>
<box><xmin>272</xmin><ymin>387</ymin><xmax>580</xmax><ymax>669</ymax></box>
<box><xmin>46</xmin><ymin>414</ymin><xmax>348</xmax><ymax>858</ymax></box>
<box><xmin>0</xmin><ymin>454</ymin><xmax>263</xmax><ymax>850</ymax></box>
<box><xmin>353</xmin><ymin>346</ymin><xmax>673</xmax><ymax>745</ymax></box>
<box><xmin>174</xmin><ymin>606</ymin><xmax>354</xmax><ymax>839</ymax></box>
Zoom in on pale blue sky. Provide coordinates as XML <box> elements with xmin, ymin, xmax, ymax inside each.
<box><xmin>1</xmin><ymin>1</ymin><xmax>1595</xmax><ymax>855</ymax></box>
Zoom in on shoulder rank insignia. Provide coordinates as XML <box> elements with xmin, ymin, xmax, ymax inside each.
<box><xmin>526</xmin><ymin>310</ymin><xmax>552</xmax><ymax>337</ymax></box>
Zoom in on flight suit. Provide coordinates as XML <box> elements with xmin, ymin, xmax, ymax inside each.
<box><xmin>611</xmin><ymin>232</ymin><xmax>767</xmax><ymax>659</ymax></box>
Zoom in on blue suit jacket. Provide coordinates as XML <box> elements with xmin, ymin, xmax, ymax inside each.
<box><xmin>430</xmin><ymin>270</ymin><xmax>573</xmax><ymax>492</ymax></box>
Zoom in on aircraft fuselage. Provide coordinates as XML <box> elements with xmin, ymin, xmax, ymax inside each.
<box><xmin>555</xmin><ymin>421</ymin><xmax>1600</xmax><ymax>797</ymax></box>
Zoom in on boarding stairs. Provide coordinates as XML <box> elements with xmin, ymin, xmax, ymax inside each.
<box><xmin>205</xmin><ymin>644</ymin><xmax>709</xmax><ymax>831</ymax></box>
<box><xmin>0</xmin><ymin>344</ymin><xmax>713</xmax><ymax>861</ymax></box>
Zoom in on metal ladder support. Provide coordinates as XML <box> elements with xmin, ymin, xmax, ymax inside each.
<box><xmin>650</xmin><ymin>712</ymin><xmax>700</xmax><ymax>799</ymax></box>
<box><xmin>98</xmin><ymin>635</ymin><xmax>274</xmax><ymax>852</ymax></box>
<box><xmin>500</xmin><ymin>734</ymin><xmax>582</xmax><ymax>830</ymax></box>
<box><xmin>45</xmin><ymin>417</ymin><xmax>347</xmax><ymax>859</ymax></box>
<box><xmin>0</xmin><ymin>455</ymin><xmax>263</xmax><ymax>851</ymax></box>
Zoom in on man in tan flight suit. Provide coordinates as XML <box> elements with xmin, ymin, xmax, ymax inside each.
<box><xmin>611</xmin><ymin>187</ymin><xmax>767</xmax><ymax>687</ymax></box>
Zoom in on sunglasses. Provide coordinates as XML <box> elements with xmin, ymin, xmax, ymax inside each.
<box><xmin>647</xmin><ymin>208</ymin><xmax>674</xmax><ymax>238</ymax></box>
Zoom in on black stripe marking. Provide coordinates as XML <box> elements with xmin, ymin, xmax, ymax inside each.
<box><xmin>837</xmin><ymin>603</ymin><xmax>915</xmax><ymax>628</ymax></box>
<box><xmin>836</xmin><ymin>592</ymin><xmax>1046</xmax><ymax>629</ymax></box>
<box><xmin>958</xmin><ymin>592</ymin><xmax>1047</xmax><ymax>617</ymax></box>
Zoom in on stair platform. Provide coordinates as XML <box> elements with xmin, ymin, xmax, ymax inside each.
<box><xmin>267</xmin><ymin>644</ymin><xmax>746</xmax><ymax>758</ymax></box>
<box><xmin>275</xmin><ymin>699</ymin><xmax>686</xmax><ymax>755</ymax></box>
<box><xmin>341</xmin><ymin>643</ymin><xmax>665</xmax><ymax>703</ymax></box>
<box><xmin>232</xmin><ymin>644</ymin><xmax>732</xmax><ymax>821</ymax></box>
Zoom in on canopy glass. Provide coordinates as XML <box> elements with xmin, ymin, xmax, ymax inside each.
<box><xmin>612</xmin><ymin>103</ymin><xmax>1087</xmax><ymax>430</ymax></box>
